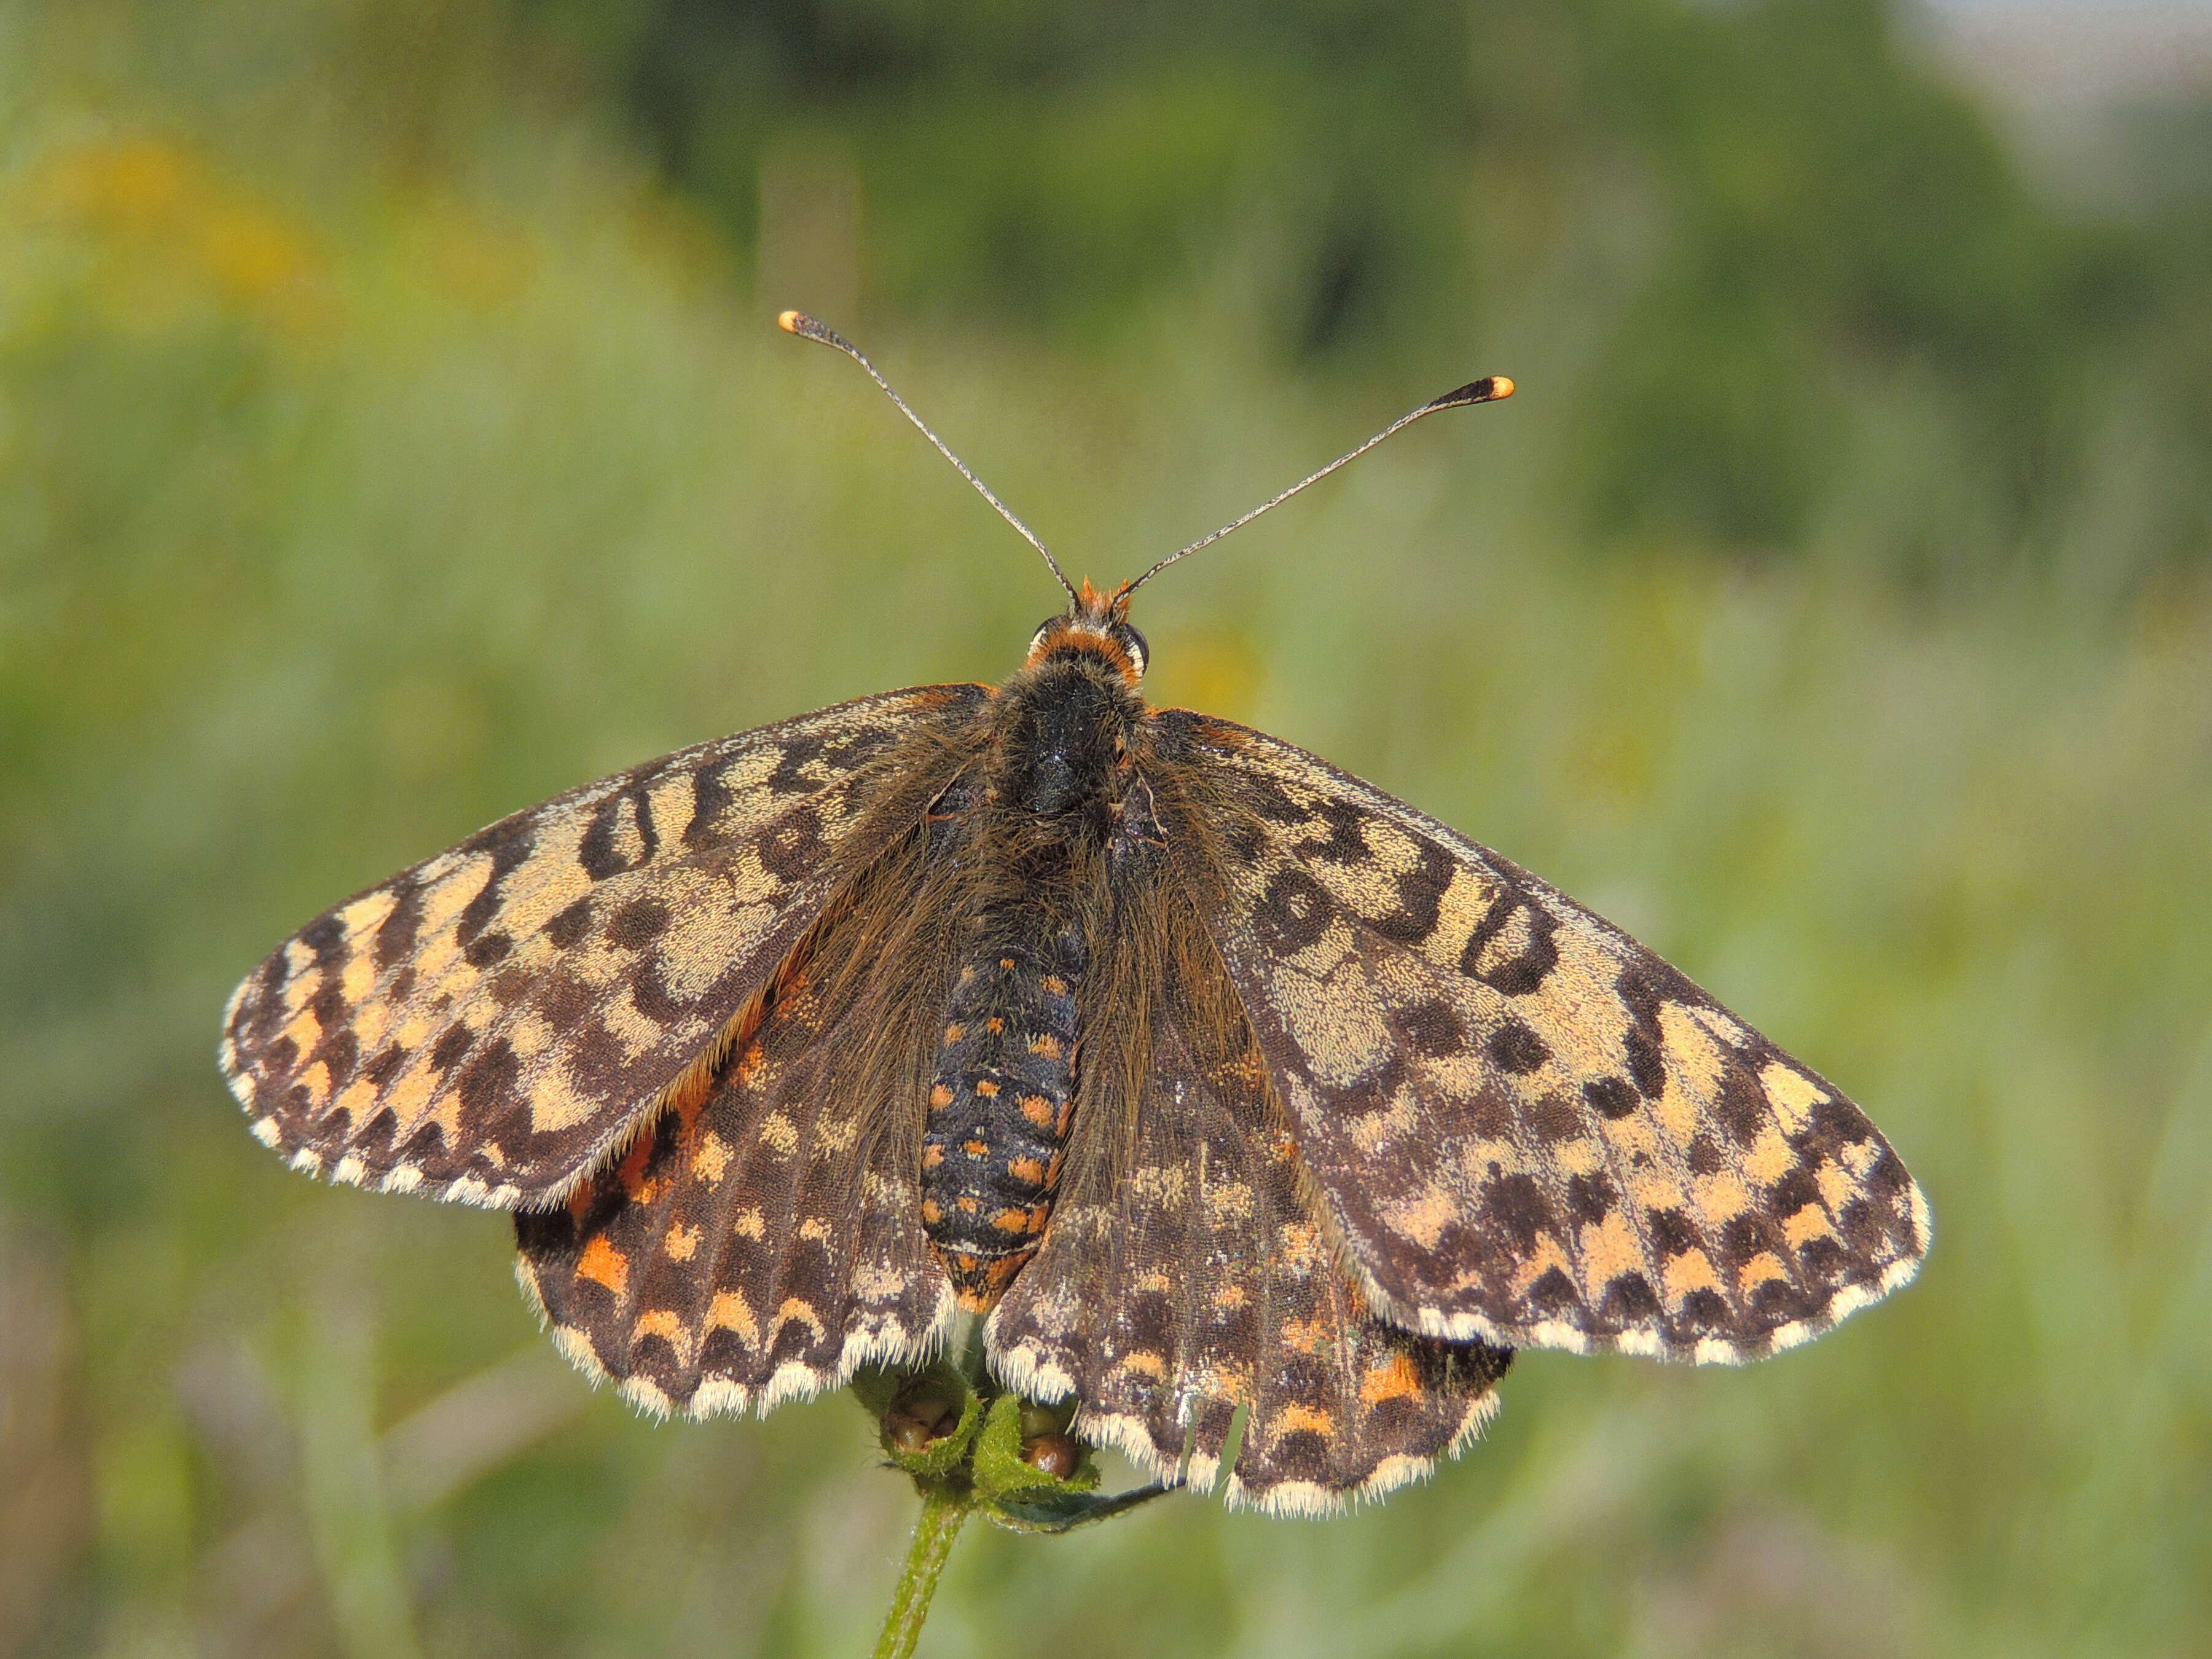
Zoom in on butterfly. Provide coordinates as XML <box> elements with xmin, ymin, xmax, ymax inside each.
<box><xmin>219</xmin><ymin>312</ymin><xmax>1928</xmax><ymax>1516</ymax></box>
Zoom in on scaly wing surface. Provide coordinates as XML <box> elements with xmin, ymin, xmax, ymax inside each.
<box><xmin>220</xmin><ymin>686</ymin><xmax>989</xmax><ymax>1205</ymax></box>
<box><xmin>1152</xmin><ymin>712</ymin><xmax>1929</xmax><ymax>1363</ymax></box>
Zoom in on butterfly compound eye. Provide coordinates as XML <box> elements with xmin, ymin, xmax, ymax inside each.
<box><xmin>1115</xmin><ymin>622</ymin><xmax>1148</xmax><ymax>678</ymax></box>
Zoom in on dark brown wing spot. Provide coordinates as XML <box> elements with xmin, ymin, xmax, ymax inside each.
<box><xmin>1524</xmin><ymin>1092</ymin><xmax>1582</xmax><ymax>1143</ymax></box>
<box><xmin>457</xmin><ymin>831</ymin><xmax>537</xmax><ymax>944</ymax></box>
<box><xmin>1459</xmin><ymin>892</ymin><xmax>1559</xmax><ymax>994</ymax></box>
<box><xmin>1481</xmin><ymin>1172</ymin><xmax>1556</xmax><ymax>1258</ymax></box>
<box><xmin>1601</xmin><ymin>1271</ymin><xmax>1661</xmax><ymax>1324</ymax></box>
<box><xmin>1679</xmin><ymin>1288</ymin><xmax>1731</xmax><ymax>1331</ymax></box>
<box><xmin>1564</xmin><ymin>1170</ymin><xmax>1618</xmax><ymax>1226</ymax></box>
<box><xmin>298</xmin><ymin>912</ymin><xmax>347</xmax><ymax>962</ymax></box>
<box><xmin>1625</xmin><ymin>1027</ymin><xmax>1666</xmax><ymax>1099</ymax></box>
<box><xmin>1255</xmin><ymin>868</ymin><xmax>1333</xmax><ymax>954</ymax></box>
<box><xmin>455</xmin><ymin>1037</ymin><xmax>519</xmax><ymax>1114</ymax></box>
<box><xmin>1647</xmin><ymin>1207</ymin><xmax>1701</xmax><ymax>1257</ymax></box>
<box><xmin>580</xmin><ymin>788</ymin><xmax>659</xmax><ymax>880</ymax></box>
<box><xmin>606</xmin><ymin>896</ymin><xmax>671</xmax><ymax>949</ymax></box>
<box><xmin>429</xmin><ymin>1024</ymin><xmax>475</xmax><ymax>1073</ymax></box>
<box><xmin>757</xmin><ymin>808</ymin><xmax>823</xmax><ymax>880</ymax></box>
<box><xmin>545</xmin><ymin>896</ymin><xmax>593</xmax><ymax>947</ymax></box>
<box><xmin>1399</xmin><ymin>997</ymin><xmax>1463</xmax><ymax>1057</ymax></box>
<box><xmin>1527</xmin><ymin>1266</ymin><xmax>1584</xmax><ymax>1316</ymax></box>
<box><xmin>1584</xmin><ymin>1077</ymin><xmax>1640</xmax><ymax>1120</ymax></box>
<box><xmin>1487</xmin><ymin>1019</ymin><xmax>1549</xmax><ymax>1075</ymax></box>
<box><xmin>463</xmin><ymin>928</ymin><xmax>513</xmax><ymax>968</ymax></box>
<box><xmin>372</xmin><ymin>878</ymin><xmax>424</xmax><ymax>968</ymax></box>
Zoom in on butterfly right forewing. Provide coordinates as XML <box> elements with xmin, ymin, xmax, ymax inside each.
<box><xmin>1155</xmin><ymin>712</ymin><xmax>1929</xmax><ymax>1365</ymax></box>
<box><xmin>219</xmin><ymin>685</ymin><xmax>990</xmax><ymax>1207</ymax></box>
<box><xmin>516</xmin><ymin>808</ymin><xmax>976</xmax><ymax>1420</ymax></box>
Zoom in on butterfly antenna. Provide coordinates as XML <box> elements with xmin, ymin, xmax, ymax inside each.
<box><xmin>1119</xmin><ymin>375</ymin><xmax>1515</xmax><ymax>600</ymax></box>
<box><xmin>779</xmin><ymin>310</ymin><xmax>1080</xmax><ymax>606</ymax></box>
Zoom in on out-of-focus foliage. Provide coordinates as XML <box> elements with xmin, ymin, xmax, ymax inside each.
<box><xmin>527</xmin><ymin>0</ymin><xmax>2212</xmax><ymax>573</ymax></box>
<box><xmin>2</xmin><ymin>1</ymin><xmax>2209</xmax><ymax>1657</ymax></box>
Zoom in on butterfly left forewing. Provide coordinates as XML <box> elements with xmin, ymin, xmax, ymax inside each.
<box><xmin>221</xmin><ymin>686</ymin><xmax>990</xmax><ymax>1206</ymax></box>
<box><xmin>1152</xmin><ymin>711</ymin><xmax>1929</xmax><ymax>1364</ymax></box>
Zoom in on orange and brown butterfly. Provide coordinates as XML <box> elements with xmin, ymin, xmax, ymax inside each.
<box><xmin>218</xmin><ymin>311</ymin><xmax>1928</xmax><ymax>1517</ymax></box>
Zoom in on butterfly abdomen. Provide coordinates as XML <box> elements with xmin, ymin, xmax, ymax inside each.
<box><xmin>920</xmin><ymin>913</ymin><xmax>1086</xmax><ymax>1310</ymax></box>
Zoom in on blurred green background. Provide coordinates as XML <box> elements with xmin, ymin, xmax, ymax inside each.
<box><xmin>4</xmin><ymin>0</ymin><xmax>2211</xmax><ymax>1653</ymax></box>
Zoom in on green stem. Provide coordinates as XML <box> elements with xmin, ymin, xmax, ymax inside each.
<box><xmin>872</xmin><ymin>1489</ymin><xmax>969</xmax><ymax>1659</ymax></box>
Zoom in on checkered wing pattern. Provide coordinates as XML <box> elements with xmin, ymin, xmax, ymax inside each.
<box><xmin>1156</xmin><ymin>712</ymin><xmax>1929</xmax><ymax>1364</ymax></box>
<box><xmin>511</xmin><ymin>834</ymin><xmax>963</xmax><ymax>1419</ymax></box>
<box><xmin>989</xmin><ymin>892</ymin><xmax>1512</xmax><ymax>1516</ymax></box>
<box><xmin>218</xmin><ymin>686</ymin><xmax>990</xmax><ymax>1207</ymax></box>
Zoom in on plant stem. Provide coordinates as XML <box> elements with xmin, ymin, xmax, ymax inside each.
<box><xmin>871</xmin><ymin>1489</ymin><xmax>968</xmax><ymax>1659</ymax></box>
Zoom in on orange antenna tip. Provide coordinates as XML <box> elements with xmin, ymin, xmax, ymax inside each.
<box><xmin>1120</xmin><ymin>369</ymin><xmax>1519</xmax><ymax>598</ymax></box>
<box><xmin>777</xmin><ymin>309</ymin><xmax>804</xmax><ymax>332</ymax></box>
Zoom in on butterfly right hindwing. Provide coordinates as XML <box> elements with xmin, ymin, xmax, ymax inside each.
<box><xmin>515</xmin><ymin>797</ymin><xmax>981</xmax><ymax>1420</ymax></box>
<box><xmin>1152</xmin><ymin>712</ymin><xmax>1929</xmax><ymax>1365</ymax></box>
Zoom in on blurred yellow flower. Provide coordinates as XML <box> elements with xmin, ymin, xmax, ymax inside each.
<box><xmin>22</xmin><ymin>135</ymin><xmax>337</xmax><ymax>340</ymax></box>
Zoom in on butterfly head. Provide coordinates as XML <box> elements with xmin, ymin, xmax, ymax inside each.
<box><xmin>1024</xmin><ymin>578</ymin><xmax>1148</xmax><ymax>686</ymax></box>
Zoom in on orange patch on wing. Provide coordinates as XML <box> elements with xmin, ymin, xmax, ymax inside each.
<box><xmin>617</xmin><ymin>1132</ymin><xmax>659</xmax><ymax>1201</ymax></box>
<box><xmin>1028</xmin><ymin>1033</ymin><xmax>1062</xmax><ymax>1059</ymax></box>
<box><xmin>1021</xmin><ymin>1094</ymin><xmax>1054</xmax><ymax>1126</ymax></box>
<box><xmin>691</xmin><ymin>1131</ymin><xmax>731</xmax><ymax>1183</ymax></box>
<box><xmin>634</xmin><ymin>1309</ymin><xmax>683</xmax><ymax>1344</ymax></box>
<box><xmin>1783</xmin><ymin>1204</ymin><xmax>1834</xmax><ymax>1246</ymax></box>
<box><xmin>733</xmin><ymin>1041</ymin><xmax>769</xmax><ymax>1089</ymax></box>
<box><xmin>576</xmin><ymin>1237</ymin><xmax>629</xmax><ymax>1295</ymax></box>
<box><xmin>1274</xmin><ymin>1403</ymin><xmax>1335</xmax><ymax>1437</ymax></box>
<box><xmin>1359</xmin><ymin>1352</ymin><xmax>1425</xmax><ymax>1405</ymax></box>
<box><xmin>975</xmin><ymin>1078</ymin><xmax>1000</xmax><ymax>1097</ymax></box>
